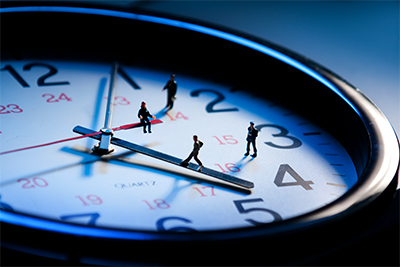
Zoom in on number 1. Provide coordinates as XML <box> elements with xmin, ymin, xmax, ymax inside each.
<box><xmin>1</xmin><ymin>65</ymin><xmax>29</xmax><ymax>87</ymax></box>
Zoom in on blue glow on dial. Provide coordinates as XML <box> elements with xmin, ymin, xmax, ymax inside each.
<box><xmin>0</xmin><ymin>5</ymin><xmax>361</xmax><ymax>239</ymax></box>
<box><xmin>0</xmin><ymin>210</ymin><xmax>155</xmax><ymax>240</ymax></box>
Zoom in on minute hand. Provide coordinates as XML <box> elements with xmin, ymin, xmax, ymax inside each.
<box><xmin>97</xmin><ymin>62</ymin><xmax>118</xmax><ymax>153</ymax></box>
<box><xmin>73</xmin><ymin>125</ymin><xmax>254</xmax><ymax>189</ymax></box>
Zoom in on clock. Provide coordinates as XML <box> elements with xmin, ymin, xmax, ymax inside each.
<box><xmin>1</xmin><ymin>3</ymin><xmax>399</xmax><ymax>265</ymax></box>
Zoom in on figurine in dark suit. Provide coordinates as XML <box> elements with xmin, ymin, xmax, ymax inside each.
<box><xmin>162</xmin><ymin>74</ymin><xmax>177</xmax><ymax>109</ymax></box>
<box><xmin>245</xmin><ymin>121</ymin><xmax>258</xmax><ymax>157</ymax></box>
<box><xmin>138</xmin><ymin>101</ymin><xmax>155</xmax><ymax>133</ymax></box>
<box><xmin>181</xmin><ymin>135</ymin><xmax>204</xmax><ymax>171</ymax></box>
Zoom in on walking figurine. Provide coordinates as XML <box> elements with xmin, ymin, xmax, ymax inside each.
<box><xmin>162</xmin><ymin>74</ymin><xmax>177</xmax><ymax>109</ymax></box>
<box><xmin>181</xmin><ymin>135</ymin><xmax>204</xmax><ymax>171</ymax></box>
<box><xmin>245</xmin><ymin>121</ymin><xmax>258</xmax><ymax>157</ymax></box>
<box><xmin>138</xmin><ymin>101</ymin><xmax>156</xmax><ymax>133</ymax></box>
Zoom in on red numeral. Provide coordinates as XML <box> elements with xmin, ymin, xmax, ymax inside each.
<box><xmin>42</xmin><ymin>94</ymin><xmax>57</xmax><ymax>102</ymax></box>
<box><xmin>166</xmin><ymin>111</ymin><xmax>189</xmax><ymax>121</ymax></box>
<box><xmin>17</xmin><ymin>177</ymin><xmax>48</xmax><ymax>189</ymax></box>
<box><xmin>103</xmin><ymin>96</ymin><xmax>130</xmax><ymax>105</ymax></box>
<box><xmin>58</xmin><ymin>93</ymin><xmax>72</xmax><ymax>101</ymax></box>
<box><xmin>213</xmin><ymin>135</ymin><xmax>238</xmax><ymax>145</ymax></box>
<box><xmin>193</xmin><ymin>186</ymin><xmax>216</xmax><ymax>197</ymax></box>
<box><xmin>142</xmin><ymin>199</ymin><xmax>170</xmax><ymax>210</ymax></box>
<box><xmin>42</xmin><ymin>93</ymin><xmax>72</xmax><ymax>102</ymax></box>
<box><xmin>76</xmin><ymin>195</ymin><xmax>102</xmax><ymax>206</ymax></box>
<box><xmin>0</xmin><ymin>105</ymin><xmax>10</xmax><ymax>114</ymax></box>
<box><xmin>0</xmin><ymin>104</ymin><xmax>23</xmax><ymax>114</ymax></box>
<box><xmin>115</xmin><ymin>96</ymin><xmax>130</xmax><ymax>105</ymax></box>
<box><xmin>215</xmin><ymin>163</ymin><xmax>241</xmax><ymax>173</ymax></box>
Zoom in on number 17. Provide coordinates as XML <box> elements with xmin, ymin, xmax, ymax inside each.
<box><xmin>193</xmin><ymin>186</ymin><xmax>216</xmax><ymax>197</ymax></box>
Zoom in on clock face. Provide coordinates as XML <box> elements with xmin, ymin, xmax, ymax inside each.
<box><xmin>0</xmin><ymin>60</ymin><xmax>358</xmax><ymax>232</ymax></box>
<box><xmin>0</xmin><ymin>6</ymin><xmax>398</xmax><ymax>249</ymax></box>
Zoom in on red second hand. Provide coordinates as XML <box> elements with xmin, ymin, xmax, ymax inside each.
<box><xmin>0</xmin><ymin>119</ymin><xmax>163</xmax><ymax>155</ymax></box>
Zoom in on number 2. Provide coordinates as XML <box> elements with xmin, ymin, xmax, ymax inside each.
<box><xmin>191</xmin><ymin>89</ymin><xmax>239</xmax><ymax>113</ymax></box>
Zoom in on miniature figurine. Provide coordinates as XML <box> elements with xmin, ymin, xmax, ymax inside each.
<box><xmin>181</xmin><ymin>135</ymin><xmax>204</xmax><ymax>171</ymax></box>
<box><xmin>245</xmin><ymin>121</ymin><xmax>258</xmax><ymax>157</ymax></box>
<box><xmin>162</xmin><ymin>74</ymin><xmax>177</xmax><ymax>109</ymax></box>
<box><xmin>138</xmin><ymin>101</ymin><xmax>156</xmax><ymax>133</ymax></box>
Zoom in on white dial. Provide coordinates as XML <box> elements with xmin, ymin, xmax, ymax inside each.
<box><xmin>0</xmin><ymin>61</ymin><xmax>357</xmax><ymax>232</ymax></box>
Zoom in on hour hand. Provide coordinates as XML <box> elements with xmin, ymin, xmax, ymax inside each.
<box><xmin>73</xmin><ymin>125</ymin><xmax>254</xmax><ymax>189</ymax></box>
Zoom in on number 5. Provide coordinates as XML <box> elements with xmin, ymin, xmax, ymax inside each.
<box><xmin>233</xmin><ymin>198</ymin><xmax>282</xmax><ymax>226</ymax></box>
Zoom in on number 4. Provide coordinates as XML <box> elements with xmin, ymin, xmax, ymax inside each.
<box><xmin>274</xmin><ymin>164</ymin><xmax>314</xmax><ymax>190</ymax></box>
<box><xmin>60</xmin><ymin>212</ymin><xmax>100</xmax><ymax>226</ymax></box>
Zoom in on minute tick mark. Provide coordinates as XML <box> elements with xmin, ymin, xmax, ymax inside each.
<box><xmin>327</xmin><ymin>183</ymin><xmax>347</xmax><ymax>187</ymax></box>
<box><xmin>303</xmin><ymin>132</ymin><xmax>321</xmax><ymax>136</ymax></box>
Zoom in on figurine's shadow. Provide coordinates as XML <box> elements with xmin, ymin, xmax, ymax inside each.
<box><xmin>82</xmin><ymin>77</ymin><xmax>107</xmax><ymax>176</ymax></box>
<box><xmin>153</xmin><ymin>107</ymin><xmax>171</xmax><ymax>120</ymax></box>
<box><xmin>62</xmin><ymin>145</ymin><xmax>252</xmax><ymax>195</ymax></box>
<box><xmin>235</xmin><ymin>156</ymin><xmax>256</xmax><ymax>171</ymax></box>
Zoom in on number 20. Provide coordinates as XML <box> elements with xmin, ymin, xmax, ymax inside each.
<box><xmin>17</xmin><ymin>177</ymin><xmax>48</xmax><ymax>189</ymax></box>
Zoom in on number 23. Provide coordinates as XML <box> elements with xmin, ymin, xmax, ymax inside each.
<box><xmin>0</xmin><ymin>104</ymin><xmax>23</xmax><ymax>114</ymax></box>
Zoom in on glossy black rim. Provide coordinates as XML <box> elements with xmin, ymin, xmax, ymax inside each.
<box><xmin>0</xmin><ymin>4</ymin><xmax>398</xmax><ymax>244</ymax></box>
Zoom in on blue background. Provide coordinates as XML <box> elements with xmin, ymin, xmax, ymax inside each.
<box><xmin>127</xmin><ymin>0</ymin><xmax>399</xmax><ymax>137</ymax></box>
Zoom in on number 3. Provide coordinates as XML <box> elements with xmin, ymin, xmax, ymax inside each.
<box><xmin>256</xmin><ymin>124</ymin><xmax>302</xmax><ymax>149</ymax></box>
